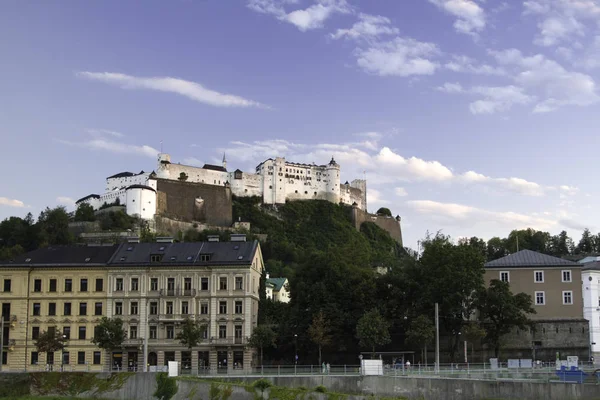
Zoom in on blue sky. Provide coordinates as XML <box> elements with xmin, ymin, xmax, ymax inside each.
<box><xmin>1</xmin><ymin>0</ymin><xmax>600</xmax><ymax>249</ymax></box>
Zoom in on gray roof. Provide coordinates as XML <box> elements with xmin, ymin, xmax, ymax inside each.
<box><xmin>485</xmin><ymin>249</ymin><xmax>581</xmax><ymax>268</ymax></box>
<box><xmin>109</xmin><ymin>241</ymin><xmax>259</xmax><ymax>266</ymax></box>
<box><xmin>1</xmin><ymin>245</ymin><xmax>119</xmax><ymax>266</ymax></box>
<box><xmin>582</xmin><ymin>261</ymin><xmax>600</xmax><ymax>271</ymax></box>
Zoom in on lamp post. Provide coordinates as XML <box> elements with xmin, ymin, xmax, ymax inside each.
<box><xmin>62</xmin><ymin>334</ymin><xmax>68</xmax><ymax>372</ymax></box>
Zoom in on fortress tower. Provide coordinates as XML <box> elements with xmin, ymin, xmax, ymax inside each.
<box><xmin>325</xmin><ymin>157</ymin><xmax>341</xmax><ymax>203</ymax></box>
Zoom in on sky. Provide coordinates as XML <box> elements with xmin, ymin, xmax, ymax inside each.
<box><xmin>1</xmin><ymin>0</ymin><xmax>600</xmax><ymax>249</ymax></box>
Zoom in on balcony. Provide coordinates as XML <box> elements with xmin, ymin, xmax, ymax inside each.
<box><xmin>158</xmin><ymin>314</ymin><xmax>189</xmax><ymax>322</ymax></box>
<box><xmin>123</xmin><ymin>338</ymin><xmax>144</xmax><ymax>348</ymax></box>
<box><xmin>210</xmin><ymin>336</ymin><xmax>247</xmax><ymax>346</ymax></box>
<box><xmin>159</xmin><ymin>289</ymin><xmax>197</xmax><ymax>297</ymax></box>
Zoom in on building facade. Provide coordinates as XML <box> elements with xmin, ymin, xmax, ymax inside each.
<box><xmin>580</xmin><ymin>260</ymin><xmax>600</xmax><ymax>358</ymax></box>
<box><xmin>265</xmin><ymin>274</ymin><xmax>290</xmax><ymax>303</ymax></box>
<box><xmin>484</xmin><ymin>250</ymin><xmax>589</xmax><ymax>360</ymax></box>
<box><xmin>0</xmin><ymin>237</ymin><xmax>263</xmax><ymax>373</ymax></box>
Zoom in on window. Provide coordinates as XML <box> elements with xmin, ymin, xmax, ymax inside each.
<box><xmin>184</xmin><ymin>278</ymin><xmax>192</xmax><ymax>291</ymax></box>
<box><xmin>166</xmin><ymin>325</ymin><xmax>174</xmax><ymax>339</ymax></box>
<box><xmin>201</xmin><ymin>278</ymin><xmax>209</xmax><ymax>291</ymax></box>
<box><xmin>48</xmin><ymin>303</ymin><xmax>56</xmax><ymax>316</ymax></box>
<box><xmin>62</xmin><ymin>351</ymin><xmax>69</xmax><ymax>365</ymax></box>
<box><xmin>219</xmin><ymin>277</ymin><xmax>227</xmax><ymax>291</ymax></box>
<box><xmin>65</xmin><ymin>279</ymin><xmax>72</xmax><ymax>292</ymax></box>
<box><xmin>34</xmin><ymin>279</ymin><xmax>41</xmax><ymax>292</ymax></box>
<box><xmin>79</xmin><ymin>326</ymin><xmax>86</xmax><ymax>340</ymax></box>
<box><xmin>80</xmin><ymin>278</ymin><xmax>88</xmax><ymax>292</ymax></box>
<box><xmin>149</xmin><ymin>326</ymin><xmax>157</xmax><ymax>339</ymax></box>
<box><xmin>48</xmin><ymin>326</ymin><xmax>56</xmax><ymax>336</ymax></box>
<box><xmin>31</xmin><ymin>352</ymin><xmax>38</xmax><ymax>365</ymax></box>
<box><xmin>47</xmin><ymin>352</ymin><xmax>54</xmax><ymax>365</ymax></box>
<box><xmin>95</xmin><ymin>302</ymin><xmax>102</xmax><ymax>316</ymax></box>
<box><xmin>130</xmin><ymin>302</ymin><xmax>138</xmax><ymax>315</ymax></box>
<box><xmin>500</xmin><ymin>271</ymin><xmax>510</xmax><ymax>283</ymax></box>
<box><xmin>219</xmin><ymin>325</ymin><xmax>227</xmax><ymax>339</ymax></box>
<box><xmin>95</xmin><ymin>278</ymin><xmax>103</xmax><ymax>292</ymax></box>
<box><xmin>131</xmin><ymin>278</ymin><xmax>139</xmax><ymax>291</ymax></box>
<box><xmin>182</xmin><ymin>301</ymin><xmax>189</xmax><ymax>315</ymax></box>
<box><xmin>33</xmin><ymin>303</ymin><xmax>40</xmax><ymax>316</ymax></box>
<box><xmin>150</xmin><ymin>278</ymin><xmax>158</xmax><ymax>291</ymax></box>
<box><xmin>63</xmin><ymin>326</ymin><xmax>70</xmax><ymax>340</ymax></box>
<box><xmin>78</xmin><ymin>351</ymin><xmax>86</xmax><ymax>365</ymax></box>
<box><xmin>3</xmin><ymin>279</ymin><xmax>10</xmax><ymax>292</ymax></box>
<box><xmin>150</xmin><ymin>254</ymin><xmax>162</xmax><ymax>262</ymax></box>
<box><xmin>563</xmin><ymin>291</ymin><xmax>573</xmax><ymax>305</ymax></box>
<box><xmin>49</xmin><ymin>279</ymin><xmax>57</xmax><ymax>292</ymax></box>
<box><xmin>93</xmin><ymin>351</ymin><xmax>101</xmax><ymax>365</ymax></box>
<box><xmin>115</xmin><ymin>302</ymin><xmax>123</xmax><ymax>316</ymax></box>
<box><xmin>535</xmin><ymin>291</ymin><xmax>545</xmax><ymax>305</ymax></box>
<box><xmin>235</xmin><ymin>325</ymin><xmax>242</xmax><ymax>340</ymax></box>
<box><xmin>115</xmin><ymin>278</ymin><xmax>123</xmax><ymax>291</ymax></box>
<box><xmin>32</xmin><ymin>327</ymin><xmax>40</xmax><ymax>340</ymax></box>
<box><xmin>534</xmin><ymin>271</ymin><xmax>544</xmax><ymax>283</ymax></box>
<box><xmin>64</xmin><ymin>303</ymin><xmax>71</xmax><ymax>316</ymax></box>
<box><xmin>79</xmin><ymin>302</ymin><xmax>87</xmax><ymax>316</ymax></box>
<box><xmin>200</xmin><ymin>303</ymin><xmax>208</xmax><ymax>315</ymax></box>
<box><xmin>167</xmin><ymin>278</ymin><xmax>175</xmax><ymax>291</ymax></box>
<box><xmin>150</xmin><ymin>302</ymin><xmax>158</xmax><ymax>315</ymax></box>
<box><xmin>235</xmin><ymin>301</ymin><xmax>243</xmax><ymax>314</ymax></box>
<box><xmin>235</xmin><ymin>277</ymin><xmax>243</xmax><ymax>290</ymax></box>
<box><xmin>219</xmin><ymin>301</ymin><xmax>227</xmax><ymax>314</ymax></box>
<box><xmin>562</xmin><ymin>270</ymin><xmax>572</xmax><ymax>283</ymax></box>
<box><xmin>166</xmin><ymin>302</ymin><xmax>173</xmax><ymax>315</ymax></box>
<box><xmin>130</xmin><ymin>326</ymin><xmax>137</xmax><ymax>339</ymax></box>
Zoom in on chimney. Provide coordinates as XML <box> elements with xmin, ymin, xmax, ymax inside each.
<box><xmin>230</xmin><ymin>234</ymin><xmax>247</xmax><ymax>242</ymax></box>
<box><xmin>207</xmin><ymin>235</ymin><xmax>220</xmax><ymax>242</ymax></box>
<box><xmin>156</xmin><ymin>237</ymin><xmax>174</xmax><ymax>243</ymax></box>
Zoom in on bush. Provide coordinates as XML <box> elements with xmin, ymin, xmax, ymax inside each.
<box><xmin>154</xmin><ymin>373</ymin><xmax>177</xmax><ymax>400</ymax></box>
<box><xmin>314</xmin><ymin>385</ymin><xmax>327</xmax><ymax>393</ymax></box>
<box><xmin>253</xmin><ymin>378</ymin><xmax>272</xmax><ymax>393</ymax></box>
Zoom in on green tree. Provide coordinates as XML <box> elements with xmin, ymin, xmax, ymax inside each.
<box><xmin>376</xmin><ymin>207</ymin><xmax>392</xmax><ymax>217</ymax></box>
<box><xmin>477</xmin><ymin>280</ymin><xmax>535</xmax><ymax>357</ymax></box>
<box><xmin>74</xmin><ymin>203</ymin><xmax>96</xmax><ymax>222</ymax></box>
<box><xmin>486</xmin><ymin>237</ymin><xmax>508</xmax><ymax>261</ymax></box>
<box><xmin>248</xmin><ymin>325</ymin><xmax>277</xmax><ymax>365</ymax></box>
<box><xmin>34</xmin><ymin>329</ymin><xmax>67</xmax><ymax>353</ymax></box>
<box><xmin>405</xmin><ymin>315</ymin><xmax>434</xmax><ymax>363</ymax></box>
<box><xmin>91</xmin><ymin>317</ymin><xmax>127</xmax><ymax>366</ymax></box>
<box><xmin>356</xmin><ymin>308</ymin><xmax>391</xmax><ymax>358</ymax></box>
<box><xmin>37</xmin><ymin>206</ymin><xmax>73</xmax><ymax>245</ymax></box>
<box><xmin>577</xmin><ymin>228</ymin><xmax>594</xmax><ymax>254</ymax></box>
<box><xmin>462</xmin><ymin>322</ymin><xmax>486</xmax><ymax>362</ymax></box>
<box><xmin>548</xmin><ymin>230</ymin><xmax>573</xmax><ymax>256</ymax></box>
<box><xmin>176</xmin><ymin>318</ymin><xmax>206</xmax><ymax>349</ymax></box>
<box><xmin>308</xmin><ymin>311</ymin><xmax>332</xmax><ymax>366</ymax></box>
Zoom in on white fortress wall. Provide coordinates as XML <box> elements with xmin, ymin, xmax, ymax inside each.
<box><xmin>230</xmin><ymin>172</ymin><xmax>262</xmax><ymax>197</ymax></box>
<box><xmin>160</xmin><ymin>163</ymin><xmax>228</xmax><ymax>185</ymax></box>
<box><xmin>105</xmin><ymin>172</ymin><xmax>150</xmax><ymax>192</ymax></box>
<box><xmin>125</xmin><ymin>187</ymin><xmax>157</xmax><ymax>220</ymax></box>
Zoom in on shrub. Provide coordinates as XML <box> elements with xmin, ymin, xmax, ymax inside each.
<box><xmin>315</xmin><ymin>385</ymin><xmax>327</xmax><ymax>393</ymax></box>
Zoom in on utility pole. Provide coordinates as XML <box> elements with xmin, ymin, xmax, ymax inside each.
<box><xmin>435</xmin><ymin>303</ymin><xmax>439</xmax><ymax>373</ymax></box>
<box><xmin>0</xmin><ymin>318</ymin><xmax>4</xmax><ymax>372</ymax></box>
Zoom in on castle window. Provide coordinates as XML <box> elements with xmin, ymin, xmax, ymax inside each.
<box><xmin>305</xmin><ymin>191</ymin><xmax>308</xmax><ymax>194</ymax></box>
<box><xmin>295</xmin><ymin>190</ymin><xmax>298</xmax><ymax>194</ymax></box>
<box><xmin>269</xmin><ymin>186</ymin><xmax>272</xmax><ymax>189</ymax></box>
<box><xmin>132</xmin><ymin>199</ymin><xmax>135</xmax><ymax>202</ymax></box>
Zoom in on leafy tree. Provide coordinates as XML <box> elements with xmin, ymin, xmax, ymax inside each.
<box><xmin>405</xmin><ymin>315</ymin><xmax>434</xmax><ymax>363</ymax></box>
<box><xmin>577</xmin><ymin>228</ymin><xmax>594</xmax><ymax>254</ymax></box>
<box><xmin>308</xmin><ymin>311</ymin><xmax>332</xmax><ymax>366</ymax></box>
<box><xmin>37</xmin><ymin>206</ymin><xmax>73</xmax><ymax>245</ymax></box>
<box><xmin>74</xmin><ymin>203</ymin><xmax>96</xmax><ymax>222</ymax></box>
<box><xmin>34</xmin><ymin>329</ymin><xmax>67</xmax><ymax>353</ymax></box>
<box><xmin>477</xmin><ymin>280</ymin><xmax>535</xmax><ymax>357</ymax></box>
<box><xmin>356</xmin><ymin>308</ymin><xmax>391</xmax><ymax>358</ymax></box>
<box><xmin>91</xmin><ymin>317</ymin><xmax>127</xmax><ymax>364</ymax></box>
<box><xmin>462</xmin><ymin>322</ymin><xmax>486</xmax><ymax>362</ymax></box>
<box><xmin>486</xmin><ymin>237</ymin><xmax>508</xmax><ymax>261</ymax></box>
<box><xmin>176</xmin><ymin>318</ymin><xmax>206</xmax><ymax>349</ymax></box>
<box><xmin>248</xmin><ymin>325</ymin><xmax>277</xmax><ymax>365</ymax></box>
<box><xmin>548</xmin><ymin>230</ymin><xmax>573</xmax><ymax>256</ymax></box>
<box><xmin>376</xmin><ymin>207</ymin><xmax>392</xmax><ymax>217</ymax></box>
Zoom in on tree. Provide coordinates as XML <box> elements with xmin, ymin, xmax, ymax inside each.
<box><xmin>356</xmin><ymin>308</ymin><xmax>391</xmax><ymax>358</ymax></box>
<box><xmin>376</xmin><ymin>207</ymin><xmax>392</xmax><ymax>217</ymax></box>
<box><xmin>176</xmin><ymin>318</ymin><xmax>206</xmax><ymax>349</ymax></box>
<box><xmin>487</xmin><ymin>237</ymin><xmax>508</xmax><ymax>261</ymax></box>
<box><xmin>74</xmin><ymin>203</ymin><xmax>96</xmax><ymax>222</ymax></box>
<box><xmin>577</xmin><ymin>228</ymin><xmax>594</xmax><ymax>254</ymax></box>
<box><xmin>477</xmin><ymin>280</ymin><xmax>535</xmax><ymax>357</ymax></box>
<box><xmin>37</xmin><ymin>206</ymin><xmax>73</xmax><ymax>245</ymax></box>
<box><xmin>91</xmin><ymin>317</ymin><xmax>127</xmax><ymax>366</ymax></box>
<box><xmin>308</xmin><ymin>311</ymin><xmax>332</xmax><ymax>366</ymax></box>
<box><xmin>549</xmin><ymin>230</ymin><xmax>573</xmax><ymax>256</ymax></box>
<box><xmin>405</xmin><ymin>315</ymin><xmax>434</xmax><ymax>363</ymax></box>
<box><xmin>34</xmin><ymin>329</ymin><xmax>67</xmax><ymax>353</ymax></box>
<box><xmin>248</xmin><ymin>325</ymin><xmax>277</xmax><ymax>365</ymax></box>
<box><xmin>462</xmin><ymin>322</ymin><xmax>486</xmax><ymax>362</ymax></box>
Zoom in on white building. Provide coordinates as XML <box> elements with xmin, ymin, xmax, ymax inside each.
<box><xmin>265</xmin><ymin>274</ymin><xmax>290</xmax><ymax>303</ymax></box>
<box><xmin>581</xmin><ymin>258</ymin><xmax>600</xmax><ymax>358</ymax></box>
<box><xmin>76</xmin><ymin>153</ymin><xmax>367</xmax><ymax>221</ymax></box>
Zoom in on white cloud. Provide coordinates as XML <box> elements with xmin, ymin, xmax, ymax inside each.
<box><xmin>354</xmin><ymin>37</ymin><xmax>440</xmax><ymax>77</ymax></box>
<box><xmin>56</xmin><ymin>196</ymin><xmax>76</xmax><ymax>209</ymax></box>
<box><xmin>368</xmin><ymin>188</ymin><xmax>390</xmax><ymax>206</ymax></box>
<box><xmin>406</xmin><ymin>200</ymin><xmax>557</xmax><ymax>230</ymax></box>
<box><xmin>0</xmin><ymin>197</ymin><xmax>26</xmax><ymax>208</ymax></box>
<box><xmin>437</xmin><ymin>82</ymin><xmax>464</xmax><ymax>93</ymax></box>
<box><xmin>428</xmin><ymin>0</ymin><xmax>486</xmax><ymax>36</ymax></box>
<box><xmin>469</xmin><ymin>85</ymin><xmax>535</xmax><ymax>114</ymax></box>
<box><xmin>77</xmin><ymin>72</ymin><xmax>268</xmax><ymax>109</ymax></box>
<box><xmin>58</xmin><ymin>135</ymin><xmax>159</xmax><ymax>158</ymax></box>
<box><xmin>247</xmin><ymin>0</ymin><xmax>351</xmax><ymax>31</ymax></box>
<box><xmin>395</xmin><ymin>187</ymin><xmax>408</xmax><ymax>197</ymax></box>
<box><xmin>375</xmin><ymin>147</ymin><xmax>454</xmax><ymax>181</ymax></box>
<box><xmin>331</xmin><ymin>13</ymin><xmax>399</xmax><ymax>40</ymax></box>
<box><xmin>460</xmin><ymin>170</ymin><xmax>545</xmax><ymax>196</ymax></box>
<box><xmin>181</xmin><ymin>157</ymin><xmax>204</xmax><ymax>167</ymax></box>
<box><xmin>87</xmin><ymin>129</ymin><xmax>124</xmax><ymax>138</ymax></box>
<box><xmin>444</xmin><ymin>55</ymin><xmax>506</xmax><ymax>76</ymax></box>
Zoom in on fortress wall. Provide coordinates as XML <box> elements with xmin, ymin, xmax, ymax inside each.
<box><xmin>351</xmin><ymin>206</ymin><xmax>403</xmax><ymax>245</ymax></box>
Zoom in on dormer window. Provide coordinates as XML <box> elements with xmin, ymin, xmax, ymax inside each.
<box><xmin>159</xmin><ymin>246</ymin><xmax>165</xmax><ymax>251</ymax></box>
<box><xmin>85</xmin><ymin>258</ymin><xmax>91</xmax><ymax>262</ymax></box>
<box><xmin>119</xmin><ymin>257</ymin><xmax>126</xmax><ymax>262</ymax></box>
<box><xmin>170</xmin><ymin>256</ymin><xmax>176</xmax><ymax>261</ymax></box>
<box><xmin>186</xmin><ymin>256</ymin><xmax>193</xmax><ymax>261</ymax></box>
<box><xmin>25</xmin><ymin>258</ymin><xmax>31</xmax><ymax>262</ymax></box>
<box><xmin>150</xmin><ymin>255</ymin><xmax>162</xmax><ymax>262</ymax></box>
<box><xmin>200</xmin><ymin>254</ymin><xmax>211</xmax><ymax>262</ymax></box>
<box><xmin>127</xmin><ymin>246</ymin><xmax>133</xmax><ymax>251</ymax></box>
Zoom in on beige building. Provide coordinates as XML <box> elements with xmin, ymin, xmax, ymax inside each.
<box><xmin>0</xmin><ymin>237</ymin><xmax>263</xmax><ymax>372</ymax></box>
<box><xmin>484</xmin><ymin>250</ymin><xmax>589</xmax><ymax>360</ymax></box>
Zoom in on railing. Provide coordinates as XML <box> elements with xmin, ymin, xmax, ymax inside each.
<box><xmin>158</xmin><ymin>314</ymin><xmax>188</xmax><ymax>322</ymax></box>
<box><xmin>159</xmin><ymin>289</ymin><xmax>196</xmax><ymax>297</ymax></box>
<box><xmin>210</xmin><ymin>337</ymin><xmax>247</xmax><ymax>345</ymax></box>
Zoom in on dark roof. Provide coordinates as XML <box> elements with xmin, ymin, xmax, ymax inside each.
<box><xmin>202</xmin><ymin>164</ymin><xmax>227</xmax><ymax>172</ymax></box>
<box><xmin>76</xmin><ymin>194</ymin><xmax>100</xmax><ymax>204</ymax></box>
<box><xmin>109</xmin><ymin>241</ymin><xmax>259</xmax><ymax>266</ymax></box>
<box><xmin>583</xmin><ymin>261</ymin><xmax>600</xmax><ymax>271</ymax></box>
<box><xmin>107</xmin><ymin>172</ymin><xmax>136</xmax><ymax>179</ymax></box>
<box><xmin>1</xmin><ymin>245</ymin><xmax>119</xmax><ymax>266</ymax></box>
<box><xmin>266</xmin><ymin>277</ymin><xmax>287</xmax><ymax>291</ymax></box>
<box><xmin>126</xmin><ymin>184</ymin><xmax>156</xmax><ymax>192</ymax></box>
<box><xmin>485</xmin><ymin>249</ymin><xmax>581</xmax><ymax>268</ymax></box>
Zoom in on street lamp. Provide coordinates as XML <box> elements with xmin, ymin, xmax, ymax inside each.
<box><xmin>294</xmin><ymin>334</ymin><xmax>298</xmax><ymax>365</ymax></box>
<box><xmin>62</xmin><ymin>335</ymin><xmax>68</xmax><ymax>372</ymax></box>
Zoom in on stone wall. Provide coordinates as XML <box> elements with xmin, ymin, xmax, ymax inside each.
<box><xmin>155</xmin><ymin>178</ymin><xmax>232</xmax><ymax>227</ymax></box>
<box><xmin>351</xmin><ymin>206</ymin><xmax>403</xmax><ymax>245</ymax></box>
